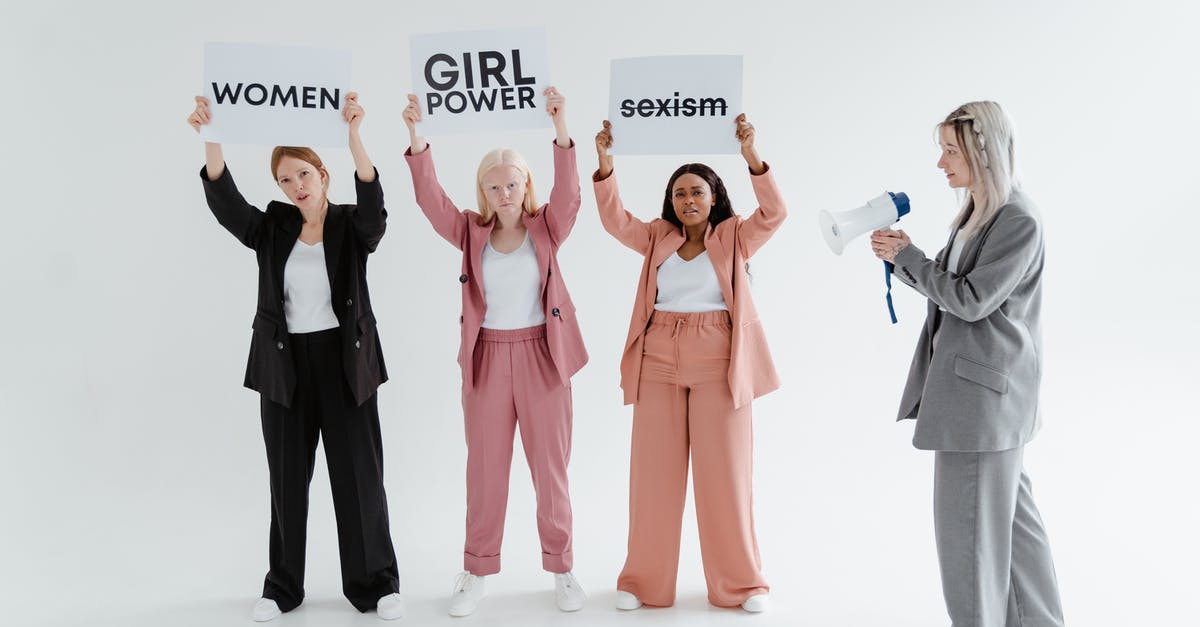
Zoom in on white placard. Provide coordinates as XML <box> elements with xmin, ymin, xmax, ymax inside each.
<box><xmin>608</xmin><ymin>55</ymin><xmax>743</xmax><ymax>155</ymax></box>
<box><xmin>200</xmin><ymin>42</ymin><xmax>351</xmax><ymax>147</ymax></box>
<box><xmin>410</xmin><ymin>27</ymin><xmax>550</xmax><ymax>135</ymax></box>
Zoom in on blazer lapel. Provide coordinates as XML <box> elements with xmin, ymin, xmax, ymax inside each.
<box><xmin>647</xmin><ymin>227</ymin><xmax>685</xmax><ymax>321</ymax></box>
<box><xmin>468</xmin><ymin>218</ymin><xmax>492</xmax><ymax>303</ymax></box>
<box><xmin>272</xmin><ymin>206</ymin><xmax>303</xmax><ymax>304</ymax></box>
<box><xmin>651</xmin><ymin>227</ymin><xmax>685</xmax><ymax>269</ymax></box>
<box><xmin>323</xmin><ymin>204</ymin><xmax>346</xmax><ymax>288</ymax></box>
<box><xmin>525</xmin><ymin>213</ymin><xmax>553</xmax><ymax>297</ymax></box>
<box><xmin>704</xmin><ymin>224</ymin><xmax>735</xmax><ymax>310</ymax></box>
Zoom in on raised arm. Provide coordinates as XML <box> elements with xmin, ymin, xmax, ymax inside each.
<box><xmin>733</xmin><ymin>114</ymin><xmax>786</xmax><ymax>258</ymax></box>
<box><xmin>542</xmin><ymin>86</ymin><xmax>580</xmax><ymax>244</ymax></box>
<box><xmin>592</xmin><ymin>120</ymin><xmax>653</xmax><ymax>254</ymax></box>
<box><xmin>189</xmin><ymin>95</ymin><xmax>263</xmax><ymax>249</ymax></box>
<box><xmin>403</xmin><ymin>93</ymin><xmax>429</xmax><ymax>155</ymax></box>
<box><xmin>187</xmin><ymin>96</ymin><xmax>225</xmax><ymax>180</ymax></box>
<box><xmin>342</xmin><ymin>92</ymin><xmax>386</xmax><ymax>251</ymax></box>
<box><xmin>344</xmin><ymin>91</ymin><xmax>376</xmax><ymax>183</ymax></box>
<box><xmin>401</xmin><ymin>94</ymin><xmax>468</xmax><ymax>249</ymax></box>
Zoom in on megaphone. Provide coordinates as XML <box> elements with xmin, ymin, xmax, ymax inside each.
<box><xmin>819</xmin><ymin>191</ymin><xmax>912</xmax><ymax>324</ymax></box>
<box><xmin>818</xmin><ymin>192</ymin><xmax>910</xmax><ymax>255</ymax></box>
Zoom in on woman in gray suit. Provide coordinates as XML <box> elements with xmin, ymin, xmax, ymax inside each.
<box><xmin>870</xmin><ymin>101</ymin><xmax>1065</xmax><ymax>627</ymax></box>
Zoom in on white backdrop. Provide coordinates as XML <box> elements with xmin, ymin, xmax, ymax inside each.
<box><xmin>1</xmin><ymin>1</ymin><xmax>1197</xmax><ymax>626</ymax></box>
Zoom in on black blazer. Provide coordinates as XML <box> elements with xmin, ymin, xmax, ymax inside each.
<box><xmin>200</xmin><ymin>165</ymin><xmax>388</xmax><ymax>408</ymax></box>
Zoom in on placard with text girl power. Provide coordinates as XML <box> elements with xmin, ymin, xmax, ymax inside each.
<box><xmin>200</xmin><ymin>42</ymin><xmax>352</xmax><ymax>146</ymax></box>
<box><xmin>608</xmin><ymin>55</ymin><xmax>743</xmax><ymax>155</ymax></box>
<box><xmin>409</xmin><ymin>27</ymin><xmax>551</xmax><ymax>135</ymax></box>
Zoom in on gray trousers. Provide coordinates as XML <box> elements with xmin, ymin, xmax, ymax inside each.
<box><xmin>934</xmin><ymin>447</ymin><xmax>1065</xmax><ymax>627</ymax></box>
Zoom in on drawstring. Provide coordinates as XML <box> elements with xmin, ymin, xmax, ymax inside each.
<box><xmin>672</xmin><ymin>318</ymin><xmax>683</xmax><ymax>369</ymax></box>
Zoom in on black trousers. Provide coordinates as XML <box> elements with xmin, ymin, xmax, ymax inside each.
<box><xmin>259</xmin><ymin>328</ymin><xmax>399</xmax><ymax>612</ymax></box>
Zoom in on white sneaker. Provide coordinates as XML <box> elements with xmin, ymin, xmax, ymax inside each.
<box><xmin>251</xmin><ymin>598</ymin><xmax>281</xmax><ymax>622</ymax></box>
<box><xmin>377</xmin><ymin>592</ymin><xmax>405</xmax><ymax>620</ymax></box>
<box><xmin>615</xmin><ymin>590</ymin><xmax>642</xmax><ymax>610</ymax></box>
<box><xmin>448</xmin><ymin>571</ymin><xmax>486</xmax><ymax>617</ymax></box>
<box><xmin>554</xmin><ymin>572</ymin><xmax>587</xmax><ymax>612</ymax></box>
<box><xmin>741</xmin><ymin>593</ymin><xmax>769</xmax><ymax>613</ymax></box>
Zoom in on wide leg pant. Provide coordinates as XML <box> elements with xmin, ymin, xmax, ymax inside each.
<box><xmin>934</xmin><ymin>447</ymin><xmax>1065</xmax><ymax>627</ymax></box>
<box><xmin>618</xmin><ymin>310</ymin><xmax>769</xmax><ymax>607</ymax></box>
<box><xmin>259</xmin><ymin>328</ymin><xmax>400</xmax><ymax>613</ymax></box>
<box><xmin>461</xmin><ymin>324</ymin><xmax>574</xmax><ymax>576</ymax></box>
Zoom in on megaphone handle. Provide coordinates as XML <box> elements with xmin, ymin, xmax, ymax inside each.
<box><xmin>884</xmin><ymin>261</ymin><xmax>899</xmax><ymax>324</ymax></box>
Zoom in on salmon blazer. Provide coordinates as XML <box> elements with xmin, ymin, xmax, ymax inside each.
<box><xmin>406</xmin><ymin>141</ymin><xmax>587</xmax><ymax>390</ymax></box>
<box><xmin>593</xmin><ymin>166</ymin><xmax>786</xmax><ymax>409</ymax></box>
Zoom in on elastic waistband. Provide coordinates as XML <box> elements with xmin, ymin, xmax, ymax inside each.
<box><xmin>478</xmin><ymin>324</ymin><xmax>547</xmax><ymax>342</ymax></box>
<box><xmin>288</xmin><ymin>326</ymin><xmax>340</xmax><ymax>345</ymax></box>
<box><xmin>648</xmin><ymin>310</ymin><xmax>732</xmax><ymax>327</ymax></box>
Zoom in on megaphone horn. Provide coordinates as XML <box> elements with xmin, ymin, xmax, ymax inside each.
<box><xmin>818</xmin><ymin>191</ymin><xmax>911</xmax><ymax>255</ymax></box>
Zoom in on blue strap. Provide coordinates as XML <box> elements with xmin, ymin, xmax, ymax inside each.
<box><xmin>884</xmin><ymin>261</ymin><xmax>898</xmax><ymax>324</ymax></box>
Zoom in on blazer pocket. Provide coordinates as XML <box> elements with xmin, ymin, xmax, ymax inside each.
<box><xmin>252</xmin><ymin>313</ymin><xmax>280</xmax><ymax>339</ymax></box>
<box><xmin>357</xmin><ymin>310</ymin><xmax>377</xmax><ymax>336</ymax></box>
<box><xmin>954</xmin><ymin>355</ymin><xmax>1009</xmax><ymax>394</ymax></box>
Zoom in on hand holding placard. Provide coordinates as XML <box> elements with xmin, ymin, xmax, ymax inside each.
<box><xmin>344</xmin><ymin>92</ymin><xmax>365</xmax><ymax>133</ymax></box>
<box><xmin>403</xmin><ymin>94</ymin><xmax>428</xmax><ymax>155</ymax></box>
<box><xmin>734</xmin><ymin>113</ymin><xmax>765</xmax><ymax>175</ymax></box>
<box><xmin>544</xmin><ymin>86</ymin><xmax>569</xmax><ymax>148</ymax></box>
<box><xmin>187</xmin><ymin>95</ymin><xmax>225</xmax><ymax>181</ymax></box>
<box><xmin>594</xmin><ymin>120</ymin><xmax>614</xmax><ymax>180</ymax></box>
<box><xmin>187</xmin><ymin>96</ymin><xmax>212</xmax><ymax>133</ymax></box>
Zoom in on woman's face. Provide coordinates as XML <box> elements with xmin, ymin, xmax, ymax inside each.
<box><xmin>670</xmin><ymin>172</ymin><xmax>714</xmax><ymax>228</ymax></box>
<box><xmin>275</xmin><ymin>156</ymin><xmax>328</xmax><ymax>212</ymax></box>
<box><xmin>937</xmin><ymin>125</ymin><xmax>973</xmax><ymax>190</ymax></box>
<box><xmin>481</xmin><ymin>165</ymin><xmax>528</xmax><ymax>221</ymax></box>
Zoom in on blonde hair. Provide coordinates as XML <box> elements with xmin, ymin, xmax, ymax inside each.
<box><xmin>938</xmin><ymin>101</ymin><xmax>1018</xmax><ymax>239</ymax></box>
<box><xmin>475</xmin><ymin>148</ymin><xmax>538</xmax><ymax>224</ymax></box>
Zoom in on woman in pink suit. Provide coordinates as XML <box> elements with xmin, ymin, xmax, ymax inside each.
<box><xmin>593</xmin><ymin>115</ymin><xmax>785</xmax><ymax>613</ymax></box>
<box><xmin>401</xmin><ymin>87</ymin><xmax>587</xmax><ymax>617</ymax></box>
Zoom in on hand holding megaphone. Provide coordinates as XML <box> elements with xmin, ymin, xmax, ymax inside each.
<box><xmin>819</xmin><ymin>191</ymin><xmax>912</xmax><ymax>324</ymax></box>
<box><xmin>870</xmin><ymin>228</ymin><xmax>911</xmax><ymax>263</ymax></box>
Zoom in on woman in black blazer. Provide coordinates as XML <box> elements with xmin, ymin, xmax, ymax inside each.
<box><xmin>188</xmin><ymin>93</ymin><xmax>403</xmax><ymax>622</ymax></box>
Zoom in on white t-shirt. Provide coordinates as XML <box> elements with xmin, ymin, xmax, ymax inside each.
<box><xmin>481</xmin><ymin>232</ymin><xmax>546</xmax><ymax>329</ymax></box>
<box><xmin>283</xmin><ymin>240</ymin><xmax>340</xmax><ymax>333</ymax></box>
<box><xmin>654</xmin><ymin>251</ymin><xmax>728</xmax><ymax>312</ymax></box>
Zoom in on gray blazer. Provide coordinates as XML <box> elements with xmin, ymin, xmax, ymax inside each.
<box><xmin>891</xmin><ymin>190</ymin><xmax>1044</xmax><ymax>452</ymax></box>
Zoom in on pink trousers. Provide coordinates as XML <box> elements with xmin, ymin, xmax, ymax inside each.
<box><xmin>618</xmin><ymin>310</ymin><xmax>768</xmax><ymax>607</ymax></box>
<box><xmin>462</xmin><ymin>324</ymin><xmax>573</xmax><ymax>575</ymax></box>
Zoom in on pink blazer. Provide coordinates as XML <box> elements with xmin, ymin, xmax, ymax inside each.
<box><xmin>405</xmin><ymin>141</ymin><xmax>587</xmax><ymax>391</ymax></box>
<box><xmin>593</xmin><ymin>165</ymin><xmax>786</xmax><ymax>409</ymax></box>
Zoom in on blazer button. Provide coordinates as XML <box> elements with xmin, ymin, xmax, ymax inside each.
<box><xmin>460</xmin><ymin>315</ymin><xmax>464</xmax><ymax>324</ymax></box>
<box><xmin>276</xmin><ymin>341</ymin><xmax>284</xmax><ymax>350</ymax></box>
<box><xmin>459</xmin><ymin>274</ymin><xmax>468</xmax><ymax>284</ymax></box>
<box><xmin>552</xmin><ymin>307</ymin><xmax>561</xmax><ymax>317</ymax></box>
<box><xmin>355</xmin><ymin>340</ymin><xmax>361</xmax><ymax>349</ymax></box>
<box><xmin>346</xmin><ymin>298</ymin><xmax>353</xmax><ymax>307</ymax></box>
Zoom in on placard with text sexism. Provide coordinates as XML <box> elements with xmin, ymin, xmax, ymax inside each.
<box><xmin>410</xmin><ymin>27</ymin><xmax>550</xmax><ymax>135</ymax></box>
<box><xmin>607</xmin><ymin>55</ymin><xmax>743</xmax><ymax>155</ymax></box>
<box><xmin>200</xmin><ymin>42</ymin><xmax>352</xmax><ymax>147</ymax></box>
